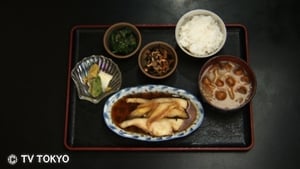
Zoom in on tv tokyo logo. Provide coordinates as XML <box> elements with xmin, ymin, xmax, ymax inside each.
<box><xmin>7</xmin><ymin>154</ymin><xmax>70</xmax><ymax>165</ymax></box>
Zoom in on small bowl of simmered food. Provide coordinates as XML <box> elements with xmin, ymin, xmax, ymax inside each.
<box><xmin>138</xmin><ymin>41</ymin><xmax>178</xmax><ymax>79</ymax></box>
<box><xmin>198</xmin><ymin>55</ymin><xmax>256</xmax><ymax>112</ymax></box>
<box><xmin>103</xmin><ymin>22</ymin><xmax>142</xmax><ymax>59</ymax></box>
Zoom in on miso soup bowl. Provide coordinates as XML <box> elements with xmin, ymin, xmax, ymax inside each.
<box><xmin>198</xmin><ymin>55</ymin><xmax>257</xmax><ymax>112</ymax></box>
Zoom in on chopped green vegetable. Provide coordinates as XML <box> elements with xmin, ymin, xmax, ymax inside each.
<box><xmin>89</xmin><ymin>76</ymin><xmax>103</xmax><ymax>97</ymax></box>
<box><xmin>109</xmin><ymin>27</ymin><xmax>138</xmax><ymax>55</ymax></box>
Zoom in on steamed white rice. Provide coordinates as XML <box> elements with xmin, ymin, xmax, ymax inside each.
<box><xmin>178</xmin><ymin>15</ymin><xmax>224</xmax><ymax>56</ymax></box>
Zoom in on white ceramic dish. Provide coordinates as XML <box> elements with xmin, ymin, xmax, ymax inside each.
<box><xmin>103</xmin><ymin>84</ymin><xmax>205</xmax><ymax>142</ymax></box>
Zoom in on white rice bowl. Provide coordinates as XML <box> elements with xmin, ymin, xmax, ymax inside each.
<box><xmin>175</xmin><ymin>9</ymin><xmax>227</xmax><ymax>58</ymax></box>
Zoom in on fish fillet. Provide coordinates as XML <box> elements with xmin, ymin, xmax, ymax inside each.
<box><xmin>119</xmin><ymin>118</ymin><xmax>184</xmax><ymax>136</ymax></box>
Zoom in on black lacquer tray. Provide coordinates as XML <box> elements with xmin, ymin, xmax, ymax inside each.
<box><xmin>64</xmin><ymin>24</ymin><xmax>254</xmax><ymax>151</ymax></box>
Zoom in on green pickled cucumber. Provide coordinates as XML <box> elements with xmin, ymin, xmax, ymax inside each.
<box><xmin>89</xmin><ymin>76</ymin><xmax>103</xmax><ymax>97</ymax></box>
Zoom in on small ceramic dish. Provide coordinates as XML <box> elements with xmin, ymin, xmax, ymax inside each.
<box><xmin>138</xmin><ymin>41</ymin><xmax>178</xmax><ymax>79</ymax></box>
<box><xmin>103</xmin><ymin>22</ymin><xmax>142</xmax><ymax>59</ymax></box>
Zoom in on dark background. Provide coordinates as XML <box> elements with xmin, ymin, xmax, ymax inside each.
<box><xmin>1</xmin><ymin>0</ymin><xmax>300</xmax><ymax>168</ymax></box>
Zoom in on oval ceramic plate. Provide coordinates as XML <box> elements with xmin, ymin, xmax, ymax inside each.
<box><xmin>103</xmin><ymin>84</ymin><xmax>205</xmax><ymax>142</ymax></box>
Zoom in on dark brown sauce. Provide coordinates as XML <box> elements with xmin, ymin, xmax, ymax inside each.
<box><xmin>111</xmin><ymin>92</ymin><xmax>197</xmax><ymax>136</ymax></box>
